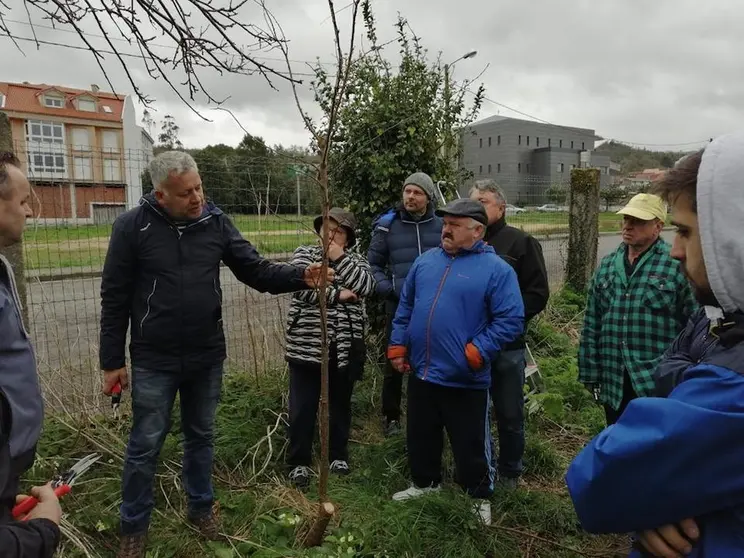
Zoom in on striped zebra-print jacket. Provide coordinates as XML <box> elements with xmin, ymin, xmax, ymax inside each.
<box><xmin>285</xmin><ymin>244</ymin><xmax>375</xmax><ymax>377</ymax></box>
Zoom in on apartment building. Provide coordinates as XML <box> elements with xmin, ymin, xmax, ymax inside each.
<box><xmin>460</xmin><ymin>115</ymin><xmax>613</xmax><ymax>204</ymax></box>
<box><xmin>0</xmin><ymin>81</ymin><xmax>146</xmax><ymax>223</ymax></box>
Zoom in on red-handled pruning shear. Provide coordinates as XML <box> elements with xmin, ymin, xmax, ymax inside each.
<box><xmin>111</xmin><ymin>380</ymin><xmax>122</xmax><ymax>418</ymax></box>
<box><xmin>12</xmin><ymin>453</ymin><xmax>101</xmax><ymax>519</ymax></box>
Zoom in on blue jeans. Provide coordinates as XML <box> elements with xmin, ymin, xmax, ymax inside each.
<box><xmin>490</xmin><ymin>349</ymin><xmax>526</xmax><ymax>479</ymax></box>
<box><xmin>120</xmin><ymin>365</ymin><xmax>223</xmax><ymax>536</ymax></box>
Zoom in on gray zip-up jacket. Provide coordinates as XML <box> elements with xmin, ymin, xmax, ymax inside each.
<box><xmin>0</xmin><ymin>255</ymin><xmax>43</xmax><ymax>460</ymax></box>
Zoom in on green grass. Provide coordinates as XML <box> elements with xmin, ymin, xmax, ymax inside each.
<box><xmin>27</xmin><ymin>290</ymin><xmax>628</xmax><ymax>557</ymax></box>
<box><xmin>21</xmin><ymin>212</ymin><xmax>627</xmax><ymax>272</ymax></box>
<box><xmin>22</xmin><ymin>214</ymin><xmax>317</xmax><ymax>271</ymax></box>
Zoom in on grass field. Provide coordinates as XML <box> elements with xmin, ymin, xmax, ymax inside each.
<box><xmin>28</xmin><ymin>290</ymin><xmax>629</xmax><ymax>557</ymax></box>
<box><xmin>21</xmin><ymin>212</ymin><xmax>625</xmax><ymax>271</ymax></box>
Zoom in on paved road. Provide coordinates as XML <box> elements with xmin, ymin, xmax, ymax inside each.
<box><xmin>29</xmin><ymin>230</ymin><xmax>675</xmax><ymax>413</ymax></box>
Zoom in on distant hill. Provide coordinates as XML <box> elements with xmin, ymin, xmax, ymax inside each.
<box><xmin>595</xmin><ymin>140</ymin><xmax>693</xmax><ymax>174</ymax></box>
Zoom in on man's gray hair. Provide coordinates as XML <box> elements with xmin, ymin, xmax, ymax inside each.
<box><xmin>467</xmin><ymin>217</ymin><xmax>486</xmax><ymax>237</ymax></box>
<box><xmin>148</xmin><ymin>151</ymin><xmax>198</xmax><ymax>191</ymax></box>
<box><xmin>469</xmin><ymin>179</ymin><xmax>507</xmax><ymax>204</ymax></box>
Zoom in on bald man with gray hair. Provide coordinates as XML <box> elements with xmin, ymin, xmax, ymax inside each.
<box><xmin>100</xmin><ymin>151</ymin><xmax>332</xmax><ymax>556</ymax></box>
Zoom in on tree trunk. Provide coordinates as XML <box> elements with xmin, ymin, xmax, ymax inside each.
<box><xmin>302</xmin><ymin>145</ymin><xmax>336</xmax><ymax>549</ymax></box>
<box><xmin>566</xmin><ymin>168</ymin><xmax>600</xmax><ymax>292</ymax></box>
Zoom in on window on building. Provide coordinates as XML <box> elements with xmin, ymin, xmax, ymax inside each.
<box><xmin>526</xmin><ymin>163</ymin><xmax>530</xmax><ymax>174</ymax></box>
<box><xmin>479</xmin><ymin>165</ymin><xmax>483</xmax><ymax>174</ymax></box>
<box><xmin>77</xmin><ymin>98</ymin><xmax>97</xmax><ymax>112</ymax></box>
<box><xmin>497</xmin><ymin>135</ymin><xmax>501</xmax><ymax>146</ymax></box>
<box><xmin>488</xmin><ymin>137</ymin><xmax>492</xmax><ymax>147</ymax></box>
<box><xmin>536</xmin><ymin>137</ymin><xmax>540</xmax><ymax>147</ymax></box>
<box><xmin>526</xmin><ymin>136</ymin><xmax>530</xmax><ymax>146</ymax></box>
<box><xmin>571</xmin><ymin>141</ymin><xmax>575</xmax><ymax>149</ymax></box>
<box><xmin>103</xmin><ymin>158</ymin><xmax>122</xmax><ymax>182</ymax></box>
<box><xmin>559</xmin><ymin>139</ymin><xmax>563</xmax><ymax>148</ymax></box>
<box><xmin>25</xmin><ymin>120</ymin><xmax>66</xmax><ymax>177</ymax></box>
<box><xmin>102</xmin><ymin>130</ymin><xmax>120</xmax><ymax>153</ymax></box>
<box><xmin>43</xmin><ymin>95</ymin><xmax>64</xmax><ymax>108</ymax></box>
<box><xmin>548</xmin><ymin>138</ymin><xmax>552</xmax><ymax>147</ymax></box>
<box><xmin>557</xmin><ymin>163</ymin><xmax>564</xmax><ymax>173</ymax></box>
<box><xmin>581</xmin><ymin>141</ymin><xmax>585</xmax><ymax>150</ymax></box>
<box><xmin>71</xmin><ymin>128</ymin><xmax>91</xmax><ymax>151</ymax></box>
<box><xmin>479</xmin><ymin>138</ymin><xmax>483</xmax><ymax>148</ymax></box>
<box><xmin>518</xmin><ymin>163</ymin><xmax>522</xmax><ymax>173</ymax></box>
<box><xmin>488</xmin><ymin>164</ymin><xmax>492</xmax><ymax>174</ymax></box>
<box><xmin>518</xmin><ymin>135</ymin><xmax>522</xmax><ymax>145</ymax></box>
<box><xmin>497</xmin><ymin>163</ymin><xmax>501</xmax><ymax>173</ymax></box>
<box><xmin>571</xmin><ymin>164</ymin><xmax>576</xmax><ymax>170</ymax></box>
<box><xmin>73</xmin><ymin>157</ymin><xmax>93</xmax><ymax>181</ymax></box>
<box><xmin>0</xmin><ymin>94</ymin><xmax>5</xmax><ymax>108</ymax></box>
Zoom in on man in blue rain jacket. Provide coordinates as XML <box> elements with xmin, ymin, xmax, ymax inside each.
<box><xmin>566</xmin><ymin>131</ymin><xmax>744</xmax><ymax>557</ymax></box>
<box><xmin>387</xmin><ymin>198</ymin><xmax>524</xmax><ymax>526</ymax></box>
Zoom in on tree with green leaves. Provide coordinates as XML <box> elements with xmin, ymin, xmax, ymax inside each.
<box><xmin>158</xmin><ymin>115</ymin><xmax>183</xmax><ymax>149</ymax></box>
<box><xmin>312</xmin><ymin>9</ymin><xmax>484</xmax><ymax>251</ymax></box>
<box><xmin>599</xmin><ymin>183</ymin><xmax>625</xmax><ymax>211</ymax></box>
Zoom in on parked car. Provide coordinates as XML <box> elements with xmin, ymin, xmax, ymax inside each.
<box><xmin>536</xmin><ymin>204</ymin><xmax>563</xmax><ymax>212</ymax></box>
<box><xmin>505</xmin><ymin>204</ymin><xmax>526</xmax><ymax>216</ymax></box>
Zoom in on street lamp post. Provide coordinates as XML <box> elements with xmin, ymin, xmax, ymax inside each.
<box><xmin>443</xmin><ymin>50</ymin><xmax>477</xmax><ymax>181</ymax></box>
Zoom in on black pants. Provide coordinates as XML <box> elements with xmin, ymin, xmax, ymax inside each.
<box><xmin>407</xmin><ymin>375</ymin><xmax>495</xmax><ymax>499</ymax></box>
<box><xmin>604</xmin><ymin>371</ymin><xmax>637</xmax><ymax>426</ymax></box>
<box><xmin>382</xmin><ymin>309</ymin><xmax>404</xmax><ymax>422</ymax></box>
<box><xmin>287</xmin><ymin>356</ymin><xmax>355</xmax><ymax>467</ymax></box>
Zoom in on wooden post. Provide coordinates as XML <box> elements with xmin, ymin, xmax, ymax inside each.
<box><xmin>566</xmin><ymin>167</ymin><xmax>600</xmax><ymax>292</ymax></box>
<box><xmin>0</xmin><ymin>113</ymin><xmax>29</xmax><ymax>326</ymax></box>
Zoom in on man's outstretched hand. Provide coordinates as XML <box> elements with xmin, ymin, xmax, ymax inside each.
<box><xmin>637</xmin><ymin>518</ymin><xmax>699</xmax><ymax>558</ymax></box>
<box><xmin>303</xmin><ymin>262</ymin><xmax>335</xmax><ymax>288</ymax></box>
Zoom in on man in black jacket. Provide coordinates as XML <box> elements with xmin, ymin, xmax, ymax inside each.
<box><xmin>0</xmin><ymin>152</ymin><xmax>61</xmax><ymax>557</ymax></box>
<box><xmin>101</xmin><ymin>151</ymin><xmax>331</xmax><ymax>557</ymax></box>
<box><xmin>470</xmin><ymin>180</ymin><xmax>549</xmax><ymax>488</ymax></box>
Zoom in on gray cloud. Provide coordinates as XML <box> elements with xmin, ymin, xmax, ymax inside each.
<box><xmin>2</xmin><ymin>0</ymin><xmax>740</xmax><ymax>151</ymax></box>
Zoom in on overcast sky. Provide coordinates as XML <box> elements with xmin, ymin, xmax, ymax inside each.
<box><xmin>2</xmin><ymin>0</ymin><xmax>739</xmax><ymax>152</ymax></box>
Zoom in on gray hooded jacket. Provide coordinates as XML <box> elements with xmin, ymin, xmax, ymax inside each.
<box><xmin>0</xmin><ymin>255</ymin><xmax>43</xmax><ymax>458</ymax></box>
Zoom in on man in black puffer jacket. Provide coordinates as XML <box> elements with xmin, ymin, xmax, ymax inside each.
<box><xmin>101</xmin><ymin>151</ymin><xmax>331</xmax><ymax>557</ymax></box>
<box><xmin>470</xmin><ymin>179</ymin><xmax>549</xmax><ymax>488</ymax></box>
<box><xmin>367</xmin><ymin>172</ymin><xmax>442</xmax><ymax>436</ymax></box>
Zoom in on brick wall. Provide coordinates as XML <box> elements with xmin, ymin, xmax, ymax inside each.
<box><xmin>75</xmin><ymin>185</ymin><xmax>125</xmax><ymax>218</ymax></box>
<box><xmin>30</xmin><ymin>183</ymin><xmax>125</xmax><ymax>218</ymax></box>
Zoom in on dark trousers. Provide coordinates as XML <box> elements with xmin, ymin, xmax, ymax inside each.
<box><xmin>381</xmin><ymin>309</ymin><xmax>404</xmax><ymax>422</ymax></box>
<box><xmin>287</xmin><ymin>357</ymin><xmax>355</xmax><ymax>467</ymax></box>
<box><xmin>604</xmin><ymin>370</ymin><xmax>638</xmax><ymax>425</ymax></box>
<box><xmin>407</xmin><ymin>375</ymin><xmax>495</xmax><ymax>499</ymax></box>
<box><xmin>490</xmin><ymin>349</ymin><xmax>526</xmax><ymax>479</ymax></box>
<box><xmin>121</xmin><ymin>364</ymin><xmax>223</xmax><ymax>536</ymax></box>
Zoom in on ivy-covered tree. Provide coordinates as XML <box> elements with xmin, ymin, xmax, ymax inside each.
<box><xmin>313</xmin><ymin>10</ymin><xmax>484</xmax><ymax>251</ymax></box>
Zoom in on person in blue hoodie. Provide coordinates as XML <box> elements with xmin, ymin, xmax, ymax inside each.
<box><xmin>386</xmin><ymin>198</ymin><xmax>524</xmax><ymax>526</ymax></box>
<box><xmin>566</xmin><ymin>131</ymin><xmax>744</xmax><ymax>557</ymax></box>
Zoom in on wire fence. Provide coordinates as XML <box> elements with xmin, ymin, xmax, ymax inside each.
<box><xmin>12</xmin><ymin>145</ymin><xmax>624</xmax><ymax>415</ymax></box>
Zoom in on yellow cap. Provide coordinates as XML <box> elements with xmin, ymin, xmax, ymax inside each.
<box><xmin>617</xmin><ymin>193</ymin><xmax>667</xmax><ymax>223</ymax></box>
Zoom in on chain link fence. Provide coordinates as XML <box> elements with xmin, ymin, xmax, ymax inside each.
<box><xmin>13</xmin><ymin>146</ymin><xmax>622</xmax><ymax>415</ymax></box>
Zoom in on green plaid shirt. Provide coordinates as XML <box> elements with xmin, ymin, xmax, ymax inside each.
<box><xmin>578</xmin><ymin>239</ymin><xmax>698</xmax><ymax>410</ymax></box>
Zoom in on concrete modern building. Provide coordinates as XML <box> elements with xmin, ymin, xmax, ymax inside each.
<box><xmin>459</xmin><ymin>115</ymin><xmax>613</xmax><ymax>204</ymax></box>
<box><xmin>0</xmin><ymin>81</ymin><xmax>147</xmax><ymax>223</ymax></box>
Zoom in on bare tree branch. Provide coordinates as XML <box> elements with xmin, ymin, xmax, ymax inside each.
<box><xmin>0</xmin><ymin>0</ymin><xmax>303</xmax><ymax>118</ymax></box>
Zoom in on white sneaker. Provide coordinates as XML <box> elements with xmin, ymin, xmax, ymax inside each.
<box><xmin>392</xmin><ymin>484</ymin><xmax>441</xmax><ymax>501</ymax></box>
<box><xmin>475</xmin><ymin>500</ymin><xmax>492</xmax><ymax>526</ymax></box>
